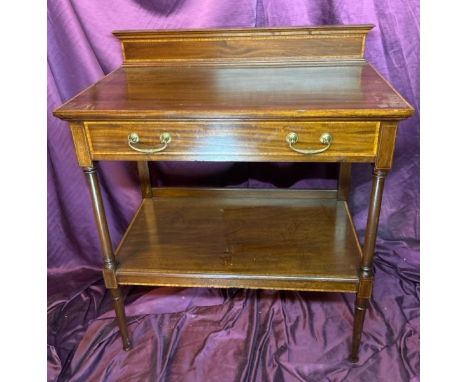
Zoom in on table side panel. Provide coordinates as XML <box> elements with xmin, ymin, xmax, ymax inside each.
<box><xmin>375</xmin><ymin>120</ymin><xmax>399</xmax><ymax>170</ymax></box>
<box><xmin>69</xmin><ymin>122</ymin><xmax>92</xmax><ymax>167</ymax></box>
<box><xmin>117</xmin><ymin>274</ymin><xmax>358</xmax><ymax>293</ymax></box>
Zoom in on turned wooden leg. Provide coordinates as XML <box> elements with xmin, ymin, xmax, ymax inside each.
<box><xmin>350</xmin><ymin>296</ymin><xmax>370</xmax><ymax>362</ymax></box>
<box><xmin>110</xmin><ymin>287</ymin><xmax>132</xmax><ymax>351</ymax></box>
<box><xmin>349</xmin><ymin>168</ymin><xmax>387</xmax><ymax>362</ymax></box>
<box><xmin>83</xmin><ymin>164</ymin><xmax>132</xmax><ymax>351</ymax></box>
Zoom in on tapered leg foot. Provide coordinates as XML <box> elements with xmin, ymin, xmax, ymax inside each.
<box><xmin>110</xmin><ymin>287</ymin><xmax>132</xmax><ymax>351</ymax></box>
<box><xmin>349</xmin><ymin>296</ymin><xmax>368</xmax><ymax>362</ymax></box>
<box><xmin>123</xmin><ymin>341</ymin><xmax>132</xmax><ymax>352</ymax></box>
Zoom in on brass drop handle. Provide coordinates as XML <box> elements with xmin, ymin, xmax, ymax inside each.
<box><xmin>128</xmin><ymin>132</ymin><xmax>172</xmax><ymax>154</ymax></box>
<box><xmin>286</xmin><ymin>132</ymin><xmax>333</xmax><ymax>155</ymax></box>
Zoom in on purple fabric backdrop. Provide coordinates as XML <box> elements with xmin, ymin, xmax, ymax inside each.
<box><xmin>47</xmin><ymin>1</ymin><xmax>419</xmax><ymax>381</ymax></box>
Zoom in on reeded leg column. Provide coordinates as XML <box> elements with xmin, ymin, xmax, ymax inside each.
<box><xmin>83</xmin><ymin>164</ymin><xmax>132</xmax><ymax>351</ymax></box>
<box><xmin>349</xmin><ymin>168</ymin><xmax>387</xmax><ymax>362</ymax></box>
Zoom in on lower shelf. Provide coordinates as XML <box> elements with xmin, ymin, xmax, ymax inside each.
<box><xmin>115</xmin><ymin>188</ymin><xmax>362</xmax><ymax>292</ymax></box>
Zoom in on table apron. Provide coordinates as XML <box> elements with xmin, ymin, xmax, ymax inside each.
<box><xmin>83</xmin><ymin>120</ymin><xmax>379</xmax><ymax>162</ymax></box>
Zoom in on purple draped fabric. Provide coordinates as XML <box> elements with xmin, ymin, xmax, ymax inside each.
<box><xmin>47</xmin><ymin>1</ymin><xmax>419</xmax><ymax>381</ymax></box>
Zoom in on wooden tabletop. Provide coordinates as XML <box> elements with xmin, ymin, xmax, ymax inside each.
<box><xmin>53</xmin><ymin>63</ymin><xmax>413</xmax><ymax>121</ymax></box>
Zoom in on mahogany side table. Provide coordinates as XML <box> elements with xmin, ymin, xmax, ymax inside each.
<box><xmin>53</xmin><ymin>25</ymin><xmax>413</xmax><ymax>362</ymax></box>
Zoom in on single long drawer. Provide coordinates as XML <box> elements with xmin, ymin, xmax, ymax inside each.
<box><xmin>85</xmin><ymin>120</ymin><xmax>379</xmax><ymax>162</ymax></box>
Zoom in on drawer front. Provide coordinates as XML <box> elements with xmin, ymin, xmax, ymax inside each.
<box><xmin>85</xmin><ymin>121</ymin><xmax>379</xmax><ymax>162</ymax></box>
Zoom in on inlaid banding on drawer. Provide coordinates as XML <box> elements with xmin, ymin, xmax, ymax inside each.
<box><xmin>85</xmin><ymin>121</ymin><xmax>379</xmax><ymax>162</ymax></box>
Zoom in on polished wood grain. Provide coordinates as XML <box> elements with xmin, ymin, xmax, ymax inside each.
<box><xmin>337</xmin><ymin>163</ymin><xmax>352</xmax><ymax>201</ymax></box>
<box><xmin>52</xmin><ymin>26</ymin><xmax>415</xmax><ymax>359</ymax></box>
<box><xmin>114</xmin><ymin>25</ymin><xmax>372</xmax><ymax>66</ymax></box>
<box><xmin>85</xmin><ymin>120</ymin><xmax>379</xmax><ymax>162</ymax></box>
<box><xmin>53</xmin><ymin>65</ymin><xmax>413</xmax><ymax>121</ymax></box>
<box><xmin>83</xmin><ymin>165</ymin><xmax>131</xmax><ymax>350</ymax></box>
<box><xmin>349</xmin><ymin>168</ymin><xmax>387</xmax><ymax>362</ymax></box>
<box><xmin>69</xmin><ymin>122</ymin><xmax>92</xmax><ymax>167</ymax></box>
<box><xmin>375</xmin><ymin>121</ymin><xmax>399</xmax><ymax>170</ymax></box>
<box><xmin>83</xmin><ymin>166</ymin><xmax>116</xmax><ymax>271</ymax></box>
<box><xmin>110</xmin><ymin>288</ymin><xmax>132</xmax><ymax>351</ymax></box>
<box><xmin>151</xmin><ymin>188</ymin><xmax>339</xmax><ymax>199</ymax></box>
<box><xmin>136</xmin><ymin>161</ymin><xmax>152</xmax><ymax>198</ymax></box>
<box><xmin>115</xmin><ymin>188</ymin><xmax>362</xmax><ymax>292</ymax></box>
